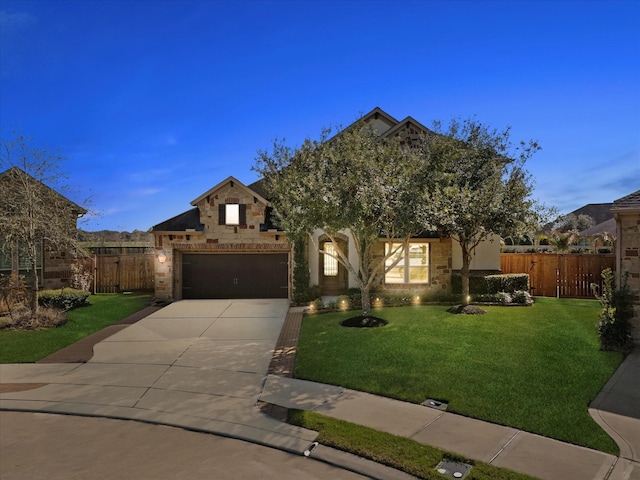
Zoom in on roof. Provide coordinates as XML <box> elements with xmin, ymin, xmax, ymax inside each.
<box><xmin>569</xmin><ymin>203</ymin><xmax>614</xmax><ymax>225</ymax></box>
<box><xmin>0</xmin><ymin>166</ymin><xmax>87</xmax><ymax>215</ymax></box>
<box><xmin>580</xmin><ymin>217</ymin><xmax>616</xmax><ymax>236</ymax></box>
<box><xmin>611</xmin><ymin>189</ymin><xmax>640</xmax><ymax>212</ymax></box>
<box><xmin>151</xmin><ymin>207</ymin><xmax>203</xmax><ymax>232</ymax></box>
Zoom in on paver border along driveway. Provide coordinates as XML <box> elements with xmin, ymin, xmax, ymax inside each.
<box><xmin>0</xmin><ymin>300</ymin><xmax>317</xmax><ymax>453</ymax></box>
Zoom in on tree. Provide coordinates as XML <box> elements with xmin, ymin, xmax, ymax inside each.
<box><xmin>0</xmin><ymin>134</ymin><xmax>88</xmax><ymax>313</ymax></box>
<box><xmin>552</xmin><ymin>213</ymin><xmax>594</xmax><ymax>233</ymax></box>
<box><xmin>254</xmin><ymin>121</ymin><xmax>429</xmax><ymax>317</ymax></box>
<box><xmin>421</xmin><ymin>118</ymin><xmax>547</xmax><ymax>307</ymax></box>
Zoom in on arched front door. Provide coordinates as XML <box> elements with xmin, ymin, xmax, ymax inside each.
<box><xmin>319</xmin><ymin>238</ymin><xmax>348</xmax><ymax>296</ymax></box>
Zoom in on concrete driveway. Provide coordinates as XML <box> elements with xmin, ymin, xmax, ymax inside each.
<box><xmin>0</xmin><ymin>300</ymin><xmax>317</xmax><ymax>453</ymax></box>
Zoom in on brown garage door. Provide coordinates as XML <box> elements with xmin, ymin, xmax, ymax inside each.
<box><xmin>182</xmin><ymin>253</ymin><xmax>288</xmax><ymax>299</ymax></box>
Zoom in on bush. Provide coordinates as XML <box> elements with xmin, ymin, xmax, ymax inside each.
<box><xmin>512</xmin><ymin>290</ymin><xmax>533</xmax><ymax>304</ymax></box>
<box><xmin>592</xmin><ymin>269</ymin><xmax>634</xmax><ymax>353</ymax></box>
<box><xmin>485</xmin><ymin>274</ymin><xmax>529</xmax><ymax>294</ymax></box>
<box><xmin>473</xmin><ymin>290</ymin><xmax>533</xmax><ymax>305</ymax></box>
<box><xmin>2</xmin><ymin>306</ymin><xmax>67</xmax><ymax>330</ymax></box>
<box><xmin>38</xmin><ymin>289</ymin><xmax>91</xmax><ymax>311</ymax></box>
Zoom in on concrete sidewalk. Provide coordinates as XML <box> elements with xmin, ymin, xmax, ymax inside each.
<box><xmin>1</xmin><ymin>302</ymin><xmax>639</xmax><ymax>480</ymax></box>
<box><xmin>259</xmin><ymin>375</ymin><xmax>631</xmax><ymax>480</ymax></box>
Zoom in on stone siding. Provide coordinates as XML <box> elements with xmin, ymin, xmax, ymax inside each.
<box><xmin>154</xmin><ymin>181</ymin><xmax>290</xmax><ymax>300</ymax></box>
<box><xmin>617</xmin><ymin>212</ymin><xmax>640</xmax><ymax>343</ymax></box>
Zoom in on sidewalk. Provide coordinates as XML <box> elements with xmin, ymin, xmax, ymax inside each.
<box><xmin>1</xmin><ymin>303</ymin><xmax>639</xmax><ymax>480</ymax></box>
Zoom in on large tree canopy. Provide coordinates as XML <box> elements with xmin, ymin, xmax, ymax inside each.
<box><xmin>421</xmin><ymin>118</ymin><xmax>548</xmax><ymax>306</ymax></box>
<box><xmin>255</xmin><ymin>121</ymin><xmax>431</xmax><ymax>316</ymax></box>
<box><xmin>0</xmin><ymin>134</ymin><xmax>88</xmax><ymax>313</ymax></box>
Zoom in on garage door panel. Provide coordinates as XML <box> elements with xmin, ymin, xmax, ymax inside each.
<box><xmin>182</xmin><ymin>254</ymin><xmax>288</xmax><ymax>299</ymax></box>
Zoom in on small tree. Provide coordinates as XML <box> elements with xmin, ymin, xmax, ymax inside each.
<box><xmin>421</xmin><ymin>119</ymin><xmax>548</xmax><ymax>307</ymax></box>
<box><xmin>255</xmin><ymin>122</ymin><xmax>429</xmax><ymax>317</ymax></box>
<box><xmin>0</xmin><ymin>134</ymin><xmax>89</xmax><ymax>314</ymax></box>
<box><xmin>592</xmin><ymin>268</ymin><xmax>634</xmax><ymax>353</ymax></box>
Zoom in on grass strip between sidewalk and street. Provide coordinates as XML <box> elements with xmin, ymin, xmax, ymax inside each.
<box><xmin>0</xmin><ymin>293</ymin><xmax>152</xmax><ymax>363</ymax></box>
<box><xmin>295</xmin><ymin>297</ymin><xmax>623</xmax><ymax>454</ymax></box>
<box><xmin>289</xmin><ymin>410</ymin><xmax>537</xmax><ymax>480</ymax></box>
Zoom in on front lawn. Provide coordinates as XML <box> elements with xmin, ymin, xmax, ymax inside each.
<box><xmin>295</xmin><ymin>297</ymin><xmax>622</xmax><ymax>454</ymax></box>
<box><xmin>0</xmin><ymin>293</ymin><xmax>152</xmax><ymax>363</ymax></box>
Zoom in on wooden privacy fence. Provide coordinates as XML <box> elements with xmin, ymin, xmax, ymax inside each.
<box><xmin>90</xmin><ymin>254</ymin><xmax>154</xmax><ymax>293</ymax></box>
<box><xmin>500</xmin><ymin>253</ymin><xmax>616</xmax><ymax>298</ymax></box>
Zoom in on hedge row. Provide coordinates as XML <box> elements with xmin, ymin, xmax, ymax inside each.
<box><xmin>38</xmin><ymin>289</ymin><xmax>91</xmax><ymax>310</ymax></box>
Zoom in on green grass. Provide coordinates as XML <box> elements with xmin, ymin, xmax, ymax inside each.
<box><xmin>0</xmin><ymin>293</ymin><xmax>152</xmax><ymax>363</ymax></box>
<box><xmin>295</xmin><ymin>297</ymin><xmax>622</xmax><ymax>454</ymax></box>
<box><xmin>289</xmin><ymin>410</ymin><xmax>536</xmax><ymax>480</ymax></box>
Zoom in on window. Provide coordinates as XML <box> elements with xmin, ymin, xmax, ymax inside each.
<box><xmin>225</xmin><ymin>204</ymin><xmax>240</xmax><ymax>225</ymax></box>
<box><xmin>218</xmin><ymin>203</ymin><xmax>246</xmax><ymax>226</ymax></box>
<box><xmin>323</xmin><ymin>242</ymin><xmax>338</xmax><ymax>276</ymax></box>
<box><xmin>385</xmin><ymin>242</ymin><xmax>429</xmax><ymax>284</ymax></box>
<box><xmin>0</xmin><ymin>241</ymin><xmax>43</xmax><ymax>286</ymax></box>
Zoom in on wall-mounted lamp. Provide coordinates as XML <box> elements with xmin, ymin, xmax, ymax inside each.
<box><xmin>157</xmin><ymin>250</ymin><xmax>167</xmax><ymax>263</ymax></box>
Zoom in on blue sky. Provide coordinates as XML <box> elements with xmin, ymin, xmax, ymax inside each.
<box><xmin>1</xmin><ymin>0</ymin><xmax>638</xmax><ymax>232</ymax></box>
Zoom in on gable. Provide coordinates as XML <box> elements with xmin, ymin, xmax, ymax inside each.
<box><xmin>190</xmin><ymin>176</ymin><xmax>268</xmax><ymax>207</ymax></box>
<box><xmin>0</xmin><ymin>166</ymin><xmax>87</xmax><ymax>216</ymax></box>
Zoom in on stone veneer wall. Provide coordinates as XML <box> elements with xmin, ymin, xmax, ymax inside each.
<box><xmin>617</xmin><ymin>213</ymin><xmax>640</xmax><ymax>344</ymax></box>
<box><xmin>154</xmin><ymin>181</ymin><xmax>291</xmax><ymax>300</ymax></box>
<box><xmin>372</xmin><ymin>237</ymin><xmax>453</xmax><ymax>297</ymax></box>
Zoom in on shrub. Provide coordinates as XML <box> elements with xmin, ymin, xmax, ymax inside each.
<box><xmin>592</xmin><ymin>269</ymin><xmax>634</xmax><ymax>353</ymax></box>
<box><xmin>38</xmin><ymin>289</ymin><xmax>91</xmax><ymax>311</ymax></box>
<box><xmin>292</xmin><ymin>236</ymin><xmax>311</xmax><ymax>303</ymax></box>
<box><xmin>2</xmin><ymin>306</ymin><xmax>67</xmax><ymax>330</ymax></box>
<box><xmin>485</xmin><ymin>274</ymin><xmax>529</xmax><ymax>294</ymax></box>
<box><xmin>495</xmin><ymin>292</ymin><xmax>513</xmax><ymax>304</ymax></box>
<box><xmin>512</xmin><ymin>290</ymin><xmax>533</xmax><ymax>304</ymax></box>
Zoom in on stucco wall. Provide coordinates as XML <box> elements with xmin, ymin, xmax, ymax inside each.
<box><xmin>451</xmin><ymin>234</ymin><xmax>502</xmax><ymax>271</ymax></box>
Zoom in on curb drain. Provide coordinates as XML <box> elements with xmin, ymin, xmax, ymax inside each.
<box><xmin>422</xmin><ymin>398</ymin><xmax>448</xmax><ymax>411</ymax></box>
<box><xmin>435</xmin><ymin>460</ymin><xmax>472</xmax><ymax>478</ymax></box>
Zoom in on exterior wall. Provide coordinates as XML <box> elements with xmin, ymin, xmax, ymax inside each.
<box><xmin>451</xmin><ymin>234</ymin><xmax>502</xmax><ymax>271</ymax></box>
<box><xmin>308</xmin><ymin>230</ymin><xmax>453</xmax><ymax>297</ymax></box>
<box><xmin>615</xmin><ymin>212</ymin><xmax>640</xmax><ymax>344</ymax></box>
<box><xmin>153</xmin><ymin>181</ymin><xmax>291</xmax><ymax>300</ymax></box>
<box><xmin>42</xmin><ymin>250</ymin><xmax>76</xmax><ymax>290</ymax></box>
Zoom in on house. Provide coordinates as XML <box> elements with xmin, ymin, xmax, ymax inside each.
<box><xmin>150</xmin><ymin>108</ymin><xmax>501</xmax><ymax>301</ymax></box>
<box><xmin>611</xmin><ymin>189</ymin><xmax>640</xmax><ymax>343</ymax></box>
<box><xmin>0</xmin><ymin>167</ymin><xmax>87</xmax><ymax>290</ymax></box>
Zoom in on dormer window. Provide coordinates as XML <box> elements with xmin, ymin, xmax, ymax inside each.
<box><xmin>219</xmin><ymin>202</ymin><xmax>246</xmax><ymax>226</ymax></box>
<box><xmin>225</xmin><ymin>204</ymin><xmax>240</xmax><ymax>225</ymax></box>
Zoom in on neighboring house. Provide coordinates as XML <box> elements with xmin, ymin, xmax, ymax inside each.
<box><xmin>151</xmin><ymin>108</ymin><xmax>501</xmax><ymax>301</ymax></box>
<box><xmin>611</xmin><ymin>189</ymin><xmax>640</xmax><ymax>343</ymax></box>
<box><xmin>0</xmin><ymin>167</ymin><xmax>87</xmax><ymax>290</ymax></box>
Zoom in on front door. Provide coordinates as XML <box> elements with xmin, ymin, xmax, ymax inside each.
<box><xmin>320</xmin><ymin>239</ymin><xmax>348</xmax><ymax>295</ymax></box>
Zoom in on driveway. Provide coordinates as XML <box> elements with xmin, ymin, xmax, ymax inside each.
<box><xmin>0</xmin><ymin>300</ymin><xmax>317</xmax><ymax>453</ymax></box>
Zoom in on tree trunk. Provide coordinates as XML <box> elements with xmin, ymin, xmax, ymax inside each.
<box><xmin>460</xmin><ymin>243</ymin><xmax>471</xmax><ymax>307</ymax></box>
<box><xmin>27</xmin><ymin>249</ymin><xmax>39</xmax><ymax>314</ymax></box>
<box><xmin>361</xmin><ymin>285</ymin><xmax>371</xmax><ymax>317</ymax></box>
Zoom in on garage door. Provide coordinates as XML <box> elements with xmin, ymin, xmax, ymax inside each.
<box><xmin>182</xmin><ymin>253</ymin><xmax>289</xmax><ymax>299</ymax></box>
